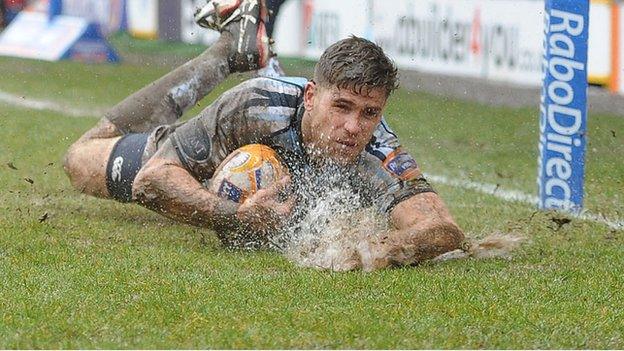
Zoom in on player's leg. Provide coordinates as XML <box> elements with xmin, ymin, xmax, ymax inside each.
<box><xmin>257</xmin><ymin>0</ymin><xmax>287</xmax><ymax>77</ymax></box>
<box><xmin>64</xmin><ymin>0</ymin><xmax>271</xmax><ymax>200</ymax></box>
<box><xmin>63</xmin><ymin>32</ymin><xmax>235</xmax><ymax>199</ymax></box>
<box><xmin>101</xmin><ymin>0</ymin><xmax>272</xmax><ymax>135</ymax></box>
<box><xmin>83</xmin><ymin>0</ymin><xmax>271</xmax><ymax>137</ymax></box>
<box><xmin>265</xmin><ymin>0</ymin><xmax>288</xmax><ymax>38</ymax></box>
<box><xmin>63</xmin><ymin>120</ymin><xmax>122</xmax><ymax>198</ymax></box>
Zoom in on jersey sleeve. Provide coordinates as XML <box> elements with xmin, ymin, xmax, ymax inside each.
<box><xmin>358</xmin><ymin>118</ymin><xmax>435</xmax><ymax>213</ymax></box>
<box><xmin>169</xmin><ymin>77</ymin><xmax>303</xmax><ymax>183</ymax></box>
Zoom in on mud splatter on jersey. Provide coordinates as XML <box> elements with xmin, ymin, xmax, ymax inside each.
<box><xmin>170</xmin><ymin>77</ymin><xmax>434</xmax><ymax>213</ymax></box>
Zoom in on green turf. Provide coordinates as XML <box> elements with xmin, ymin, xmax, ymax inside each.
<box><xmin>0</xmin><ymin>38</ymin><xmax>623</xmax><ymax>348</ymax></box>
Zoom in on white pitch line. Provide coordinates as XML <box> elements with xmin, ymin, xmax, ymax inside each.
<box><xmin>0</xmin><ymin>89</ymin><xmax>103</xmax><ymax>118</ymax></box>
<box><xmin>426</xmin><ymin>173</ymin><xmax>624</xmax><ymax>231</ymax></box>
<box><xmin>425</xmin><ymin>173</ymin><xmax>540</xmax><ymax>205</ymax></box>
<box><xmin>1</xmin><ymin>89</ymin><xmax>622</xmax><ymax>230</ymax></box>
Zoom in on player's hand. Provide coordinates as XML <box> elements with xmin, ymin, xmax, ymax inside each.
<box><xmin>235</xmin><ymin>175</ymin><xmax>295</xmax><ymax>232</ymax></box>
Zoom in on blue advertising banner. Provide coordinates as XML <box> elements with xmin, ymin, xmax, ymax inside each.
<box><xmin>538</xmin><ymin>0</ymin><xmax>590</xmax><ymax>213</ymax></box>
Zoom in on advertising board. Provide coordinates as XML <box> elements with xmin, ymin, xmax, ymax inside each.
<box><xmin>180</xmin><ymin>0</ymin><xmax>219</xmax><ymax>45</ymax></box>
<box><xmin>0</xmin><ymin>11</ymin><xmax>86</xmax><ymax>61</ymax></box>
<box><xmin>371</xmin><ymin>0</ymin><xmax>544</xmax><ymax>86</ymax></box>
<box><xmin>61</xmin><ymin>0</ymin><xmax>126</xmax><ymax>36</ymax></box>
<box><xmin>127</xmin><ymin>0</ymin><xmax>158</xmax><ymax>39</ymax></box>
<box><xmin>587</xmin><ymin>0</ymin><xmax>611</xmax><ymax>85</ymax></box>
<box><xmin>0</xmin><ymin>10</ymin><xmax>119</xmax><ymax>63</ymax></box>
<box><xmin>301</xmin><ymin>0</ymin><xmax>370</xmax><ymax>59</ymax></box>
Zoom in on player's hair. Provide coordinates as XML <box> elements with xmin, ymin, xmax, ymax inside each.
<box><xmin>313</xmin><ymin>36</ymin><xmax>398</xmax><ymax>97</ymax></box>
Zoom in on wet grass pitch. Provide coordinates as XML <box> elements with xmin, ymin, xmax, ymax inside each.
<box><xmin>0</xmin><ymin>38</ymin><xmax>623</xmax><ymax>348</ymax></box>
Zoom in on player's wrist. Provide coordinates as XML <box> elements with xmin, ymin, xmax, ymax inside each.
<box><xmin>205</xmin><ymin>196</ymin><xmax>241</xmax><ymax>229</ymax></box>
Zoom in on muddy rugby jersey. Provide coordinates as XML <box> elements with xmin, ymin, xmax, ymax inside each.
<box><xmin>170</xmin><ymin>77</ymin><xmax>434</xmax><ymax>213</ymax></box>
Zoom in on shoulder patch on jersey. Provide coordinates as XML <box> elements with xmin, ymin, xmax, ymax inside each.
<box><xmin>366</xmin><ymin>119</ymin><xmax>401</xmax><ymax>161</ymax></box>
<box><xmin>382</xmin><ymin>148</ymin><xmax>421</xmax><ymax>181</ymax></box>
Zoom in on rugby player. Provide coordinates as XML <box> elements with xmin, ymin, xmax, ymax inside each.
<box><xmin>63</xmin><ymin>0</ymin><xmax>465</xmax><ymax>269</ymax></box>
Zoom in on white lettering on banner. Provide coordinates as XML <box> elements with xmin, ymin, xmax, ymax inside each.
<box><xmin>549</xmin><ymin>57</ymin><xmax>585</xmax><ymax>81</ymax></box>
<box><xmin>548</xmin><ymin>80</ymin><xmax>574</xmax><ymax>105</ymax></box>
<box><xmin>548</xmin><ymin>104</ymin><xmax>582</xmax><ymax>136</ymax></box>
<box><xmin>546</xmin><ymin>157</ymin><xmax>572</xmax><ymax>179</ymax></box>
<box><xmin>545</xmin><ymin>177</ymin><xmax>572</xmax><ymax>208</ymax></box>
<box><xmin>546</xmin><ymin>141</ymin><xmax>572</xmax><ymax>161</ymax></box>
<box><xmin>539</xmin><ymin>8</ymin><xmax>585</xmax><ymax>209</ymax></box>
<box><xmin>550</xmin><ymin>9</ymin><xmax>585</xmax><ymax>36</ymax></box>
<box><xmin>549</xmin><ymin>33</ymin><xmax>575</xmax><ymax>58</ymax></box>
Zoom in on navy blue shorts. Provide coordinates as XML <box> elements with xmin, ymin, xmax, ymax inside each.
<box><xmin>106</xmin><ymin>133</ymin><xmax>149</xmax><ymax>202</ymax></box>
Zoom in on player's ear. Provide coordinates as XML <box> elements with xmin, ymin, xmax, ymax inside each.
<box><xmin>303</xmin><ymin>80</ymin><xmax>316</xmax><ymax>111</ymax></box>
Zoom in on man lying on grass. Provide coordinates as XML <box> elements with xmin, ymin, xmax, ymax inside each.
<box><xmin>63</xmin><ymin>0</ymin><xmax>464</xmax><ymax>269</ymax></box>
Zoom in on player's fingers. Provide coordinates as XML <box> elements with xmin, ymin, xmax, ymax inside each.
<box><xmin>253</xmin><ymin>187</ymin><xmax>271</xmax><ymax>200</ymax></box>
<box><xmin>257</xmin><ymin>196</ymin><xmax>290</xmax><ymax>218</ymax></box>
<box><xmin>258</xmin><ymin>184</ymin><xmax>279</xmax><ymax>199</ymax></box>
<box><xmin>282</xmin><ymin>195</ymin><xmax>296</xmax><ymax>211</ymax></box>
<box><xmin>257</xmin><ymin>176</ymin><xmax>292</xmax><ymax>201</ymax></box>
<box><xmin>277</xmin><ymin>174</ymin><xmax>291</xmax><ymax>188</ymax></box>
<box><xmin>272</xmin><ymin>197</ymin><xmax>295</xmax><ymax>217</ymax></box>
<box><xmin>273</xmin><ymin>175</ymin><xmax>291</xmax><ymax>192</ymax></box>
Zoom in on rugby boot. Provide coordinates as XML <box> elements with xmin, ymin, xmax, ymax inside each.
<box><xmin>195</xmin><ymin>0</ymin><xmax>272</xmax><ymax>72</ymax></box>
<box><xmin>194</xmin><ymin>0</ymin><xmax>242</xmax><ymax>30</ymax></box>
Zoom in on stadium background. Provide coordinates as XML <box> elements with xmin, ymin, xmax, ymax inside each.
<box><xmin>3</xmin><ymin>0</ymin><xmax>624</xmax><ymax>113</ymax></box>
<box><xmin>1</xmin><ymin>0</ymin><xmax>623</xmax><ymax>348</ymax></box>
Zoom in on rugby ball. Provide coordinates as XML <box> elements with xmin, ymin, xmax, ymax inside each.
<box><xmin>208</xmin><ymin>144</ymin><xmax>287</xmax><ymax>204</ymax></box>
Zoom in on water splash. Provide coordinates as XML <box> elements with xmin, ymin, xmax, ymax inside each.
<box><xmin>260</xmin><ymin>159</ymin><xmax>395</xmax><ymax>271</ymax></box>
<box><xmin>277</xmin><ymin>187</ymin><xmax>388</xmax><ymax>271</ymax></box>
<box><xmin>432</xmin><ymin>233</ymin><xmax>526</xmax><ymax>263</ymax></box>
<box><xmin>218</xmin><ymin>153</ymin><xmax>526</xmax><ymax>271</ymax></box>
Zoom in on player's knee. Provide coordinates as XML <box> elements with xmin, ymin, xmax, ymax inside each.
<box><xmin>63</xmin><ymin>143</ymin><xmax>81</xmax><ymax>189</ymax></box>
<box><xmin>63</xmin><ymin>142</ymin><xmax>90</xmax><ymax>193</ymax></box>
<box><xmin>63</xmin><ymin>134</ymin><xmax>117</xmax><ymax>198</ymax></box>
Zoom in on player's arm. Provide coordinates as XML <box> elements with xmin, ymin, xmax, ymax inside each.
<box><xmin>133</xmin><ymin>79</ymin><xmax>298</xmax><ymax>231</ymax></box>
<box><xmin>362</xmin><ymin>119</ymin><xmax>464</xmax><ymax>267</ymax></box>
<box><xmin>368</xmin><ymin>191</ymin><xmax>464</xmax><ymax>269</ymax></box>
<box><xmin>391</xmin><ymin>191</ymin><xmax>464</xmax><ymax>258</ymax></box>
<box><xmin>132</xmin><ymin>139</ymin><xmax>235</xmax><ymax>228</ymax></box>
<box><xmin>132</xmin><ymin>138</ymin><xmax>292</xmax><ymax>231</ymax></box>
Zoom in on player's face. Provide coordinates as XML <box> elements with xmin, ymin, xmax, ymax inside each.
<box><xmin>302</xmin><ymin>82</ymin><xmax>387</xmax><ymax>165</ymax></box>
